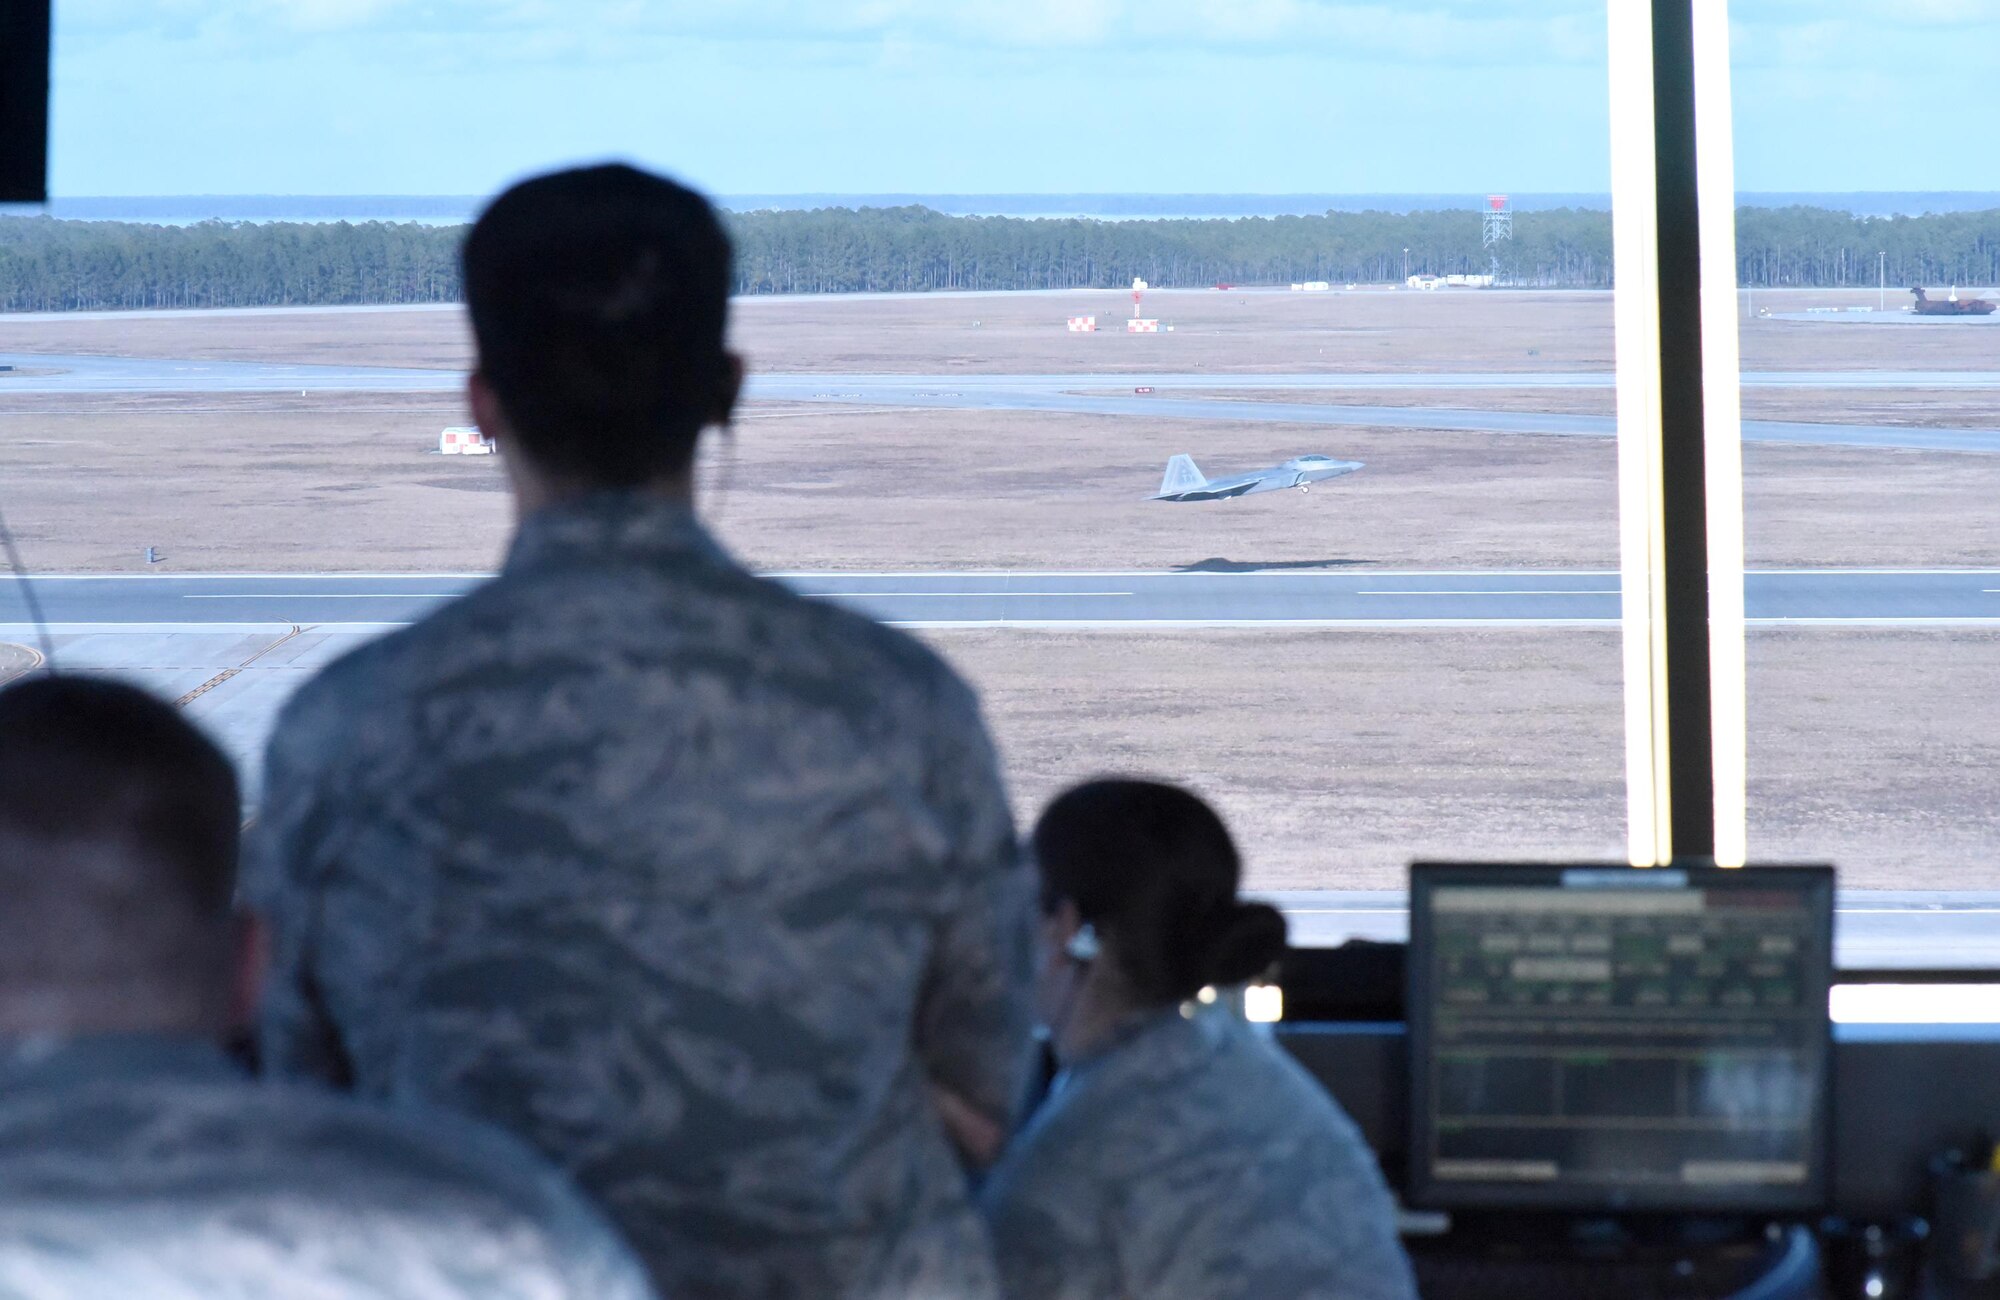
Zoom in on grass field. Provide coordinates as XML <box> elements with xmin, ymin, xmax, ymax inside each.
<box><xmin>933</xmin><ymin>625</ymin><xmax>2000</xmax><ymax>891</ymax></box>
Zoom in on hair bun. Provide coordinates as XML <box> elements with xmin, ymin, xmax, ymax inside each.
<box><xmin>1198</xmin><ymin>901</ymin><xmax>1288</xmax><ymax>988</ymax></box>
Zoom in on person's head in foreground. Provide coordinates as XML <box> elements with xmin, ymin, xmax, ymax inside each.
<box><xmin>0</xmin><ymin>674</ymin><xmax>251</xmax><ymax>1038</ymax></box>
<box><xmin>1030</xmin><ymin>777</ymin><xmax>1286</xmax><ymax>1057</ymax></box>
<box><xmin>463</xmin><ymin>162</ymin><xmax>741</xmax><ymax>513</ymax></box>
<box><xmin>0</xmin><ymin>675</ymin><xmax>655</xmax><ymax>1300</ymax></box>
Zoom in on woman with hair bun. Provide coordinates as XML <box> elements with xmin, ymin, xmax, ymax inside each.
<box><xmin>980</xmin><ymin>779</ymin><xmax>1415</xmax><ymax>1300</ymax></box>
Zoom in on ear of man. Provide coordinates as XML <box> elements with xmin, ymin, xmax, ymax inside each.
<box><xmin>228</xmin><ymin>910</ymin><xmax>269</xmax><ymax>1037</ymax></box>
<box><xmin>467</xmin><ymin>371</ymin><xmax>511</xmax><ymax>449</ymax></box>
<box><xmin>714</xmin><ymin>353</ymin><xmax>745</xmax><ymax>428</ymax></box>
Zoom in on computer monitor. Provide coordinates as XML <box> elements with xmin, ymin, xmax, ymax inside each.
<box><xmin>1407</xmin><ymin>863</ymin><xmax>1834</xmax><ymax>1214</ymax></box>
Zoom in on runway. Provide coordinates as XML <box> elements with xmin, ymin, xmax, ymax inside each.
<box><xmin>752</xmin><ymin>370</ymin><xmax>2000</xmax><ymax>392</ymax></box>
<box><xmin>10</xmin><ymin>569</ymin><xmax>2000</xmax><ymax>629</ymax></box>
<box><xmin>761</xmin><ymin>383</ymin><xmax>2000</xmax><ymax>454</ymax></box>
<box><xmin>7</xmin><ymin>573</ymin><xmax>1998</xmax><ymax>968</ymax></box>
<box><xmin>1765</xmin><ymin>310</ymin><xmax>2000</xmax><ymax>326</ymax></box>
<box><xmin>0</xmin><ymin>352</ymin><xmax>458</xmax><ymax>393</ymax></box>
<box><xmin>15</xmin><ymin>354</ymin><xmax>2000</xmax><ymax>392</ymax></box>
<box><xmin>7</xmin><ymin>354</ymin><xmax>2000</xmax><ymax>453</ymax></box>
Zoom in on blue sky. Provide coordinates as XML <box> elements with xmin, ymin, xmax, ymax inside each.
<box><xmin>49</xmin><ymin>1</ymin><xmax>2000</xmax><ymax>197</ymax></box>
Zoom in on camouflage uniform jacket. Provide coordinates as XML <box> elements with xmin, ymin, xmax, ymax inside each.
<box><xmin>979</xmin><ymin>1010</ymin><xmax>1418</xmax><ymax>1300</ymax></box>
<box><xmin>249</xmin><ymin>493</ymin><xmax>1032</xmax><ymax>1300</ymax></box>
<box><xmin>0</xmin><ymin>1034</ymin><xmax>653</xmax><ymax>1300</ymax></box>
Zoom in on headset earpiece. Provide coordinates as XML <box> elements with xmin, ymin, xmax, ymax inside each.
<box><xmin>1065</xmin><ymin>923</ymin><xmax>1100</xmax><ymax>963</ymax></box>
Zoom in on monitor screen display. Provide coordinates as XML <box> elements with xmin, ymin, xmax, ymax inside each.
<box><xmin>1406</xmin><ymin>864</ymin><xmax>1834</xmax><ymax>1213</ymax></box>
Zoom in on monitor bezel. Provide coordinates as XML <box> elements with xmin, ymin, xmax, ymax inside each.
<box><xmin>1405</xmin><ymin>861</ymin><xmax>1835</xmax><ymax>1216</ymax></box>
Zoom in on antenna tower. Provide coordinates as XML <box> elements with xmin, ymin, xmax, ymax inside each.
<box><xmin>1482</xmin><ymin>194</ymin><xmax>1512</xmax><ymax>283</ymax></box>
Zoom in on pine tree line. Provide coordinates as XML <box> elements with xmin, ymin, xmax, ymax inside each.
<box><xmin>0</xmin><ymin>205</ymin><xmax>1994</xmax><ymax>312</ymax></box>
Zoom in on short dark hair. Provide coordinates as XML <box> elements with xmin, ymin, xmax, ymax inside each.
<box><xmin>1033</xmin><ymin>779</ymin><xmax>1287</xmax><ymax>1005</ymax></box>
<box><xmin>0</xmin><ymin>677</ymin><xmax>239</xmax><ymax>1013</ymax></box>
<box><xmin>463</xmin><ymin>163</ymin><xmax>735</xmax><ymax>486</ymax></box>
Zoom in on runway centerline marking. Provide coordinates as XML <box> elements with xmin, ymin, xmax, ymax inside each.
<box><xmin>1836</xmin><ymin>908</ymin><xmax>2000</xmax><ymax>915</ymax></box>
<box><xmin>1359</xmin><ymin>588</ymin><xmax>1621</xmax><ymax>596</ymax></box>
<box><xmin>815</xmin><ymin>590</ymin><xmax>1136</xmax><ymax>598</ymax></box>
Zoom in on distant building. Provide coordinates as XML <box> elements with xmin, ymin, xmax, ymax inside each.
<box><xmin>1407</xmin><ymin>274</ymin><xmax>1492</xmax><ymax>290</ymax></box>
<box><xmin>439</xmin><ymin>427</ymin><xmax>494</xmax><ymax>455</ymax></box>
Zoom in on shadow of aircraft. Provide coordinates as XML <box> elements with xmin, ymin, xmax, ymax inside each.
<box><xmin>1174</xmin><ymin>557</ymin><xmax>1377</xmax><ymax>574</ymax></box>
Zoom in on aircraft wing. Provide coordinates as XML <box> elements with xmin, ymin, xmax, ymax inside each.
<box><xmin>1156</xmin><ymin>476</ymin><xmax>1262</xmax><ymax>501</ymax></box>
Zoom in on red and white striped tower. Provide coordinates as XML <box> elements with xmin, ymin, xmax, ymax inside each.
<box><xmin>1482</xmin><ymin>195</ymin><xmax>1512</xmax><ymax>282</ymax></box>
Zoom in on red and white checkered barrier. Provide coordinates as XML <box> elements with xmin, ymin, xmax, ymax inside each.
<box><xmin>439</xmin><ymin>427</ymin><xmax>494</xmax><ymax>455</ymax></box>
<box><xmin>1126</xmin><ymin>318</ymin><xmax>1160</xmax><ymax>333</ymax></box>
<box><xmin>1067</xmin><ymin>316</ymin><xmax>1097</xmax><ymax>332</ymax></box>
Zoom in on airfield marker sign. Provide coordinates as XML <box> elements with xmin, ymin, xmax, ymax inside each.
<box><xmin>438</xmin><ymin>426</ymin><xmax>493</xmax><ymax>455</ymax></box>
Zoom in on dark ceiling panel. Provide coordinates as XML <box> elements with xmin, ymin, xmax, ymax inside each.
<box><xmin>0</xmin><ymin>0</ymin><xmax>52</xmax><ymax>203</ymax></box>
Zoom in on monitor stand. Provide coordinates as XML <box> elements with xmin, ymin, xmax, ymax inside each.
<box><xmin>1406</xmin><ymin>1212</ymin><xmax>1817</xmax><ymax>1300</ymax></box>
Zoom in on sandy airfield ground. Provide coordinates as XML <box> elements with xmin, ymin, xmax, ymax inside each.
<box><xmin>939</xmin><ymin>626</ymin><xmax>2000</xmax><ymax>890</ymax></box>
<box><xmin>1</xmin><ymin>287</ymin><xmax>1997</xmax><ymax>888</ymax></box>
<box><xmin>7</xmin><ymin>284</ymin><xmax>1997</xmax><ymax>374</ymax></box>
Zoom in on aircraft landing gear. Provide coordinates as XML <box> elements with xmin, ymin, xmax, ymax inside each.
<box><xmin>1296</xmin><ymin>484</ymin><xmax>1310</xmax><ymax>494</ymax></box>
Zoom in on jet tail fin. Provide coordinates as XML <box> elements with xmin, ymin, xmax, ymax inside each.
<box><xmin>1159</xmin><ymin>454</ymin><xmax>1207</xmax><ymax>497</ymax></box>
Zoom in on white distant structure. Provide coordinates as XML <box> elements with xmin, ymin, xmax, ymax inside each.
<box><xmin>1482</xmin><ymin>194</ymin><xmax>1512</xmax><ymax>282</ymax></box>
<box><xmin>1405</xmin><ymin>273</ymin><xmax>1492</xmax><ymax>290</ymax></box>
<box><xmin>1067</xmin><ymin>315</ymin><xmax>1098</xmax><ymax>332</ymax></box>
<box><xmin>1127</xmin><ymin>318</ymin><xmax>1160</xmax><ymax>333</ymax></box>
<box><xmin>1291</xmin><ymin>280</ymin><xmax>1331</xmax><ymax>292</ymax></box>
<box><xmin>439</xmin><ymin>426</ymin><xmax>494</xmax><ymax>455</ymax></box>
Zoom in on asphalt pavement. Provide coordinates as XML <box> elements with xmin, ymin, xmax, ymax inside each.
<box><xmin>8</xmin><ymin>354</ymin><xmax>2000</xmax><ymax>453</ymax></box>
<box><xmin>9</xmin><ymin>569</ymin><xmax>2000</xmax><ymax>629</ymax></box>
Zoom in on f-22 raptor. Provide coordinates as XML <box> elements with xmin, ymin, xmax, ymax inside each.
<box><xmin>1151</xmin><ymin>453</ymin><xmax>1364</xmax><ymax>502</ymax></box>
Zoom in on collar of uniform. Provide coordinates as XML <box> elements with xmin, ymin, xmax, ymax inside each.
<box><xmin>504</xmin><ymin>491</ymin><xmax>732</xmax><ymax>577</ymax></box>
<box><xmin>1059</xmin><ymin>1004</ymin><xmax>1203</xmax><ymax>1078</ymax></box>
<box><xmin>0</xmin><ymin>1033</ymin><xmax>243</xmax><ymax>1091</ymax></box>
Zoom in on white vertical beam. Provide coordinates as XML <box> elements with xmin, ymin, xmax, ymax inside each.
<box><xmin>1692</xmin><ymin>0</ymin><xmax>1747</xmax><ymax>866</ymax></box>
<box><xmin>1608</xmin><ymin>0</ymin><xmax>1673</xmax><ymax>865</ymax></box>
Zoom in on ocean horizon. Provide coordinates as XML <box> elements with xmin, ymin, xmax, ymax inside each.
<box><xmin>6</xmin><ymin>191</ymin><xmax>2000</xmax><ymax>226</ymax></box>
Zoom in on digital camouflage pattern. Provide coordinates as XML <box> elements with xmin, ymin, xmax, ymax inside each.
<box><xmin>980</xmin><ymin>1009</ymin><xmax>1418</xmax><ymax>1300</ymax></box>
<box><xmin>0</xmin><ymin>1035</ymin><xmax>653</xmax><ymax>1300</ymax></box>
<box><xmin>249</xmin><ymin>493</ymin><xmax>1033</xmax><ymax>1300</ymax></box>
